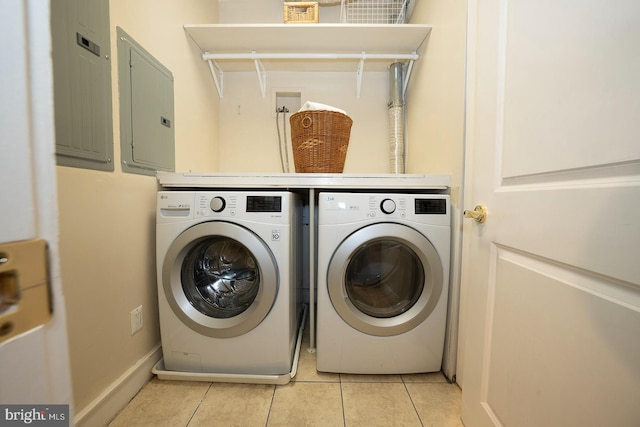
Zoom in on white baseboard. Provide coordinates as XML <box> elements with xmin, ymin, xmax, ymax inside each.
<box><xmin>74</xmin><ymin>344</ymin><xmax>162</xmax><ymax>427</ymax></box>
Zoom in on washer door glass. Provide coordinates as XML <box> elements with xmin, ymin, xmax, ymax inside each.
<box><xmin>163</xmin><ymin>221</ymin><xmax>278</xmax><ymax>338</ymax></box>
<box><xmin>345</xmin><ymin>240</ymin><xmax>424</xmax><ymax>318</ymax></box>
<box><xmin>328</xmin><ymin>223</ymin><xmax>443</xmax><ymax>337</ymax></box>
<box><xmin>181</xmin><ymin>237</ymin><xmax>260</xmax><ymax>319</ymax></box>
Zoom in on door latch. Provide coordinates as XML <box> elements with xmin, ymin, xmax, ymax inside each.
<box><xmin>0</xmin><ymin>239</ymin><xmax>51</xmax><ymax>344</ymax></box>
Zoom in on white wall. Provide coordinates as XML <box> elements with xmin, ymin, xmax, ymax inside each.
<box><xmin>406</xmin><ymin>1</ymin><xmax>466</xmax><ymax>179</ymax></box>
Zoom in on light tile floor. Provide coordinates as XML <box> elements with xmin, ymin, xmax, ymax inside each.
<box><xmin>109</xmin><ymin>329</ymin><xmax>463</xmax><ymax>426</ymax></box>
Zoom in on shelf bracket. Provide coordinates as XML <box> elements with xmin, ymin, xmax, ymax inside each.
<box><xmin>206</xmin><ymin>57</ymin><xmax>224</xmax><ymax>98</ymax></box>
<box><xmin>200</xmin><ymin>49</ymin><xmax>421</xmax><ymax>100</ymax></box>
<box><xmin>252</xmin><ymin>51</ymin><xmax>267</xmax><ymax>98</ymax></box>
<box><xmin>403</xmin><ymin>55</ymin><xmax>416</xmax><ymax>99</ymax></box>
<box><xmin>356</xmin><ymin>51</ymin><xmax>366</xmax><ymax>98</ymax></box>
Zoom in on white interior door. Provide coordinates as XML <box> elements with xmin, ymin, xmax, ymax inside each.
<box><xmin>0</xmin><ymin>0</ymin><xmax>73</xmax><ymax>409</ymax></box>
<box><xmin>460</xmin><ymin>0</ymin><xmax>640</xmax><ymax>426</ymax></box>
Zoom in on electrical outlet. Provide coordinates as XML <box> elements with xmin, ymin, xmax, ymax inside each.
<box><xmin>130</xmin><ymin>305</ymin><xmax>143</xmax><ymax>335</ymax></box>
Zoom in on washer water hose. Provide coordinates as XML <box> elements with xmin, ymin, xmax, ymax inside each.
<box><xmin>276</xmin><ymin>108</ymin><xmax>291</xmax><ymax>173</ymax></box>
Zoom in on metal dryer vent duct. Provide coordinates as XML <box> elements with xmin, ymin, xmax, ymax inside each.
<box><xmin>388</xmin><ymin>62</ymin><xmax>405</xmax><ymax>174</ymax></box>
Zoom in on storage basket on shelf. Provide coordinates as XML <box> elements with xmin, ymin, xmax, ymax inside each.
<box><xmin>284</xmin><ymin>2</ymin><xmax>319</xmax><ymax>24</ymax></box>
<box><xmin>340</xmin><ymin>0</ymin><xmax>409</xmax><ymax>24</ymax></box>
<box><xmin>290</xmin><ymin>110</ymin><xmax>353</xmax><ymax>173</ymax></box>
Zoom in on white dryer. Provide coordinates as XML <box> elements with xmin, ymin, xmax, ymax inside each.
<box><xmin>156</xmin><ymin>190</ymin><xmax>302</xmax><ymax>380</ymax></box>
<box><xmin>316</xmin><ymin>192</ymin><xmax>450</xmax><ymax>374</ymax></box>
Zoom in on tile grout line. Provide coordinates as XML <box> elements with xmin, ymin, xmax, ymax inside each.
<box><xmin>402</xmin><ymin>377</ymin><xmax>425</xmax><ymax>427</ymax></box>
<box><xmin>185</xmin><ymin>382</ymin><xmax>214</xmax><ymax>427</ymax></box>
<box><xmin>264</xmin><ymin>384</ymin><xmax>277</xmax><ymax>427</ymax></box>
<box><xmin>339</xmin><ymin>371</ymin><xmax>345</xmax><ymax>426</ymax></box>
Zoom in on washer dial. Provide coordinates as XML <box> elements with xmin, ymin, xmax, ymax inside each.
<box><xmin>210</xmin><ymin>196</ymin><xmax>226</xmax><ymax>212</ymax></box>
<box><xmin>380</xmin><ymin>198</ymin><xmax>396</xmax><ymax>214</ymax></box>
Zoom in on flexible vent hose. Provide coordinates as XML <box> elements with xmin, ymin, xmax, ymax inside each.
<box><xmin>388</xmin><ymin>62</ymin><xmax>405</xmax><ymax>174</ymax></box>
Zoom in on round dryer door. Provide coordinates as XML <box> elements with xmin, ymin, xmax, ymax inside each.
<box><xmin>163</xmin><ymin>221</ymin><xmax>278</xmax><ymax>338</ymax></box>
<box><xmin>327</xmin><ymin>223</ymin><xmax>443</xmax><ymax>337</ymax></box>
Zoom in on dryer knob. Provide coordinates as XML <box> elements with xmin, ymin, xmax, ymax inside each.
<box><xmin>210</xmin><ymin>196</ymin><xmax>226</xmax><ymax>212</ymax></box>
<box><xmin>380</xmin><ymin>198</ymin><xmax>396</xmax><ymax>214</ymax></box>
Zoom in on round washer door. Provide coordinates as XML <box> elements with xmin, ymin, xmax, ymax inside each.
<box><xmin>327</xmin><ymin>223</ymin><xmax>443</xmax><ymax>337</ymax></box>
<box><xmin>162</xmin><ymin>221</ymin><xmax>278</xmax><ymax>338</ymax></box>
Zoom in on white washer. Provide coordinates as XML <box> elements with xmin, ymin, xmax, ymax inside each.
<box><xmin>316</xmin><ymin>192</ymin><xmax>450</xmax><ymax>374</ymax></box>
<box><xmin>156</xmin><ymin>190</ymin><xmax>301</xmax><ymax>377</ymax></box>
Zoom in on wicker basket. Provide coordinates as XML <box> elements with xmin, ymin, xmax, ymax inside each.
<box><xmin>284</xmin><ymin>2</ymin><xmax>319</xmax><ymax>24</ymax></box>
<box><xmin>290</xmin><ymin>110</ymin><xmax>353</xmax><ymax>173</ymax></box>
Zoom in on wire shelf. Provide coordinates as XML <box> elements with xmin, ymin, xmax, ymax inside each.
<box><xmin>341</xmin><ymin>0</ymin><xmax>409</xmax><ymax>24</ymax></box>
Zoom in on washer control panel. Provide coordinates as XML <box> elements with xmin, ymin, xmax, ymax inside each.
<box><xmin>198</xmin><ymin>194</ymin><xmax>237</xmax><ymax>217</ymax></box>
<box><xmin>157</xmin><ymin>191</ymin><xmax>291</xmax><ymax>225</ymax></box>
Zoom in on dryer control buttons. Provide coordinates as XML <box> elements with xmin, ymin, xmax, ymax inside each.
<box><xmin>380</xmin><ymin>199</ymin><xmax>396</xmax><ymax>214</ymax></box>
<box><xmin>210</xmin><ymin>196</ymin><xmax>226</xmax><ymax>212</ymax></box>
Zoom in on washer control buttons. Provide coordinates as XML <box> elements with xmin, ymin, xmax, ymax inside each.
<box><xmin>380</xmin><ymin>198</ymin><xmax>396</xmax><ymax>215</ymax></box>
<box><xmin>210</xmin><ymin>196</ymin><xmax>226</xmax><ymax>212</ymax></box>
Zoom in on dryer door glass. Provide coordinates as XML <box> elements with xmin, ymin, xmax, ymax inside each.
<box><xmin>181</xmin><ymin>237</ymin><xmax>260</xmax><ymax>318</ymax></box>
<box><xmin>345</xmin><ymin>240</ymin><xmax>424</xmax><ymax>318</ymax></box>
<box><xmin>327</xmin><ymin>223</ymin><xmax>443</xmax><ymax>337</ymax></box>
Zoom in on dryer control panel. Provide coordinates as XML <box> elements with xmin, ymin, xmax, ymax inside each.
<box><xmin>319</xmin><ymin>193</ymin><xmax>450</xmax><ymax>226</ymax></box>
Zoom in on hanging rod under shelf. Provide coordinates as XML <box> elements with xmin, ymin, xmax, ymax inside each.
<box><xmin>202</xmin><ymin>51</ymin><xmax>419</xmax><ymax>98</ymax></box>
<box><xmin>185</xmin><ymin>23</ymin><xmax>431</xmax><ymax>99</ymax></box>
